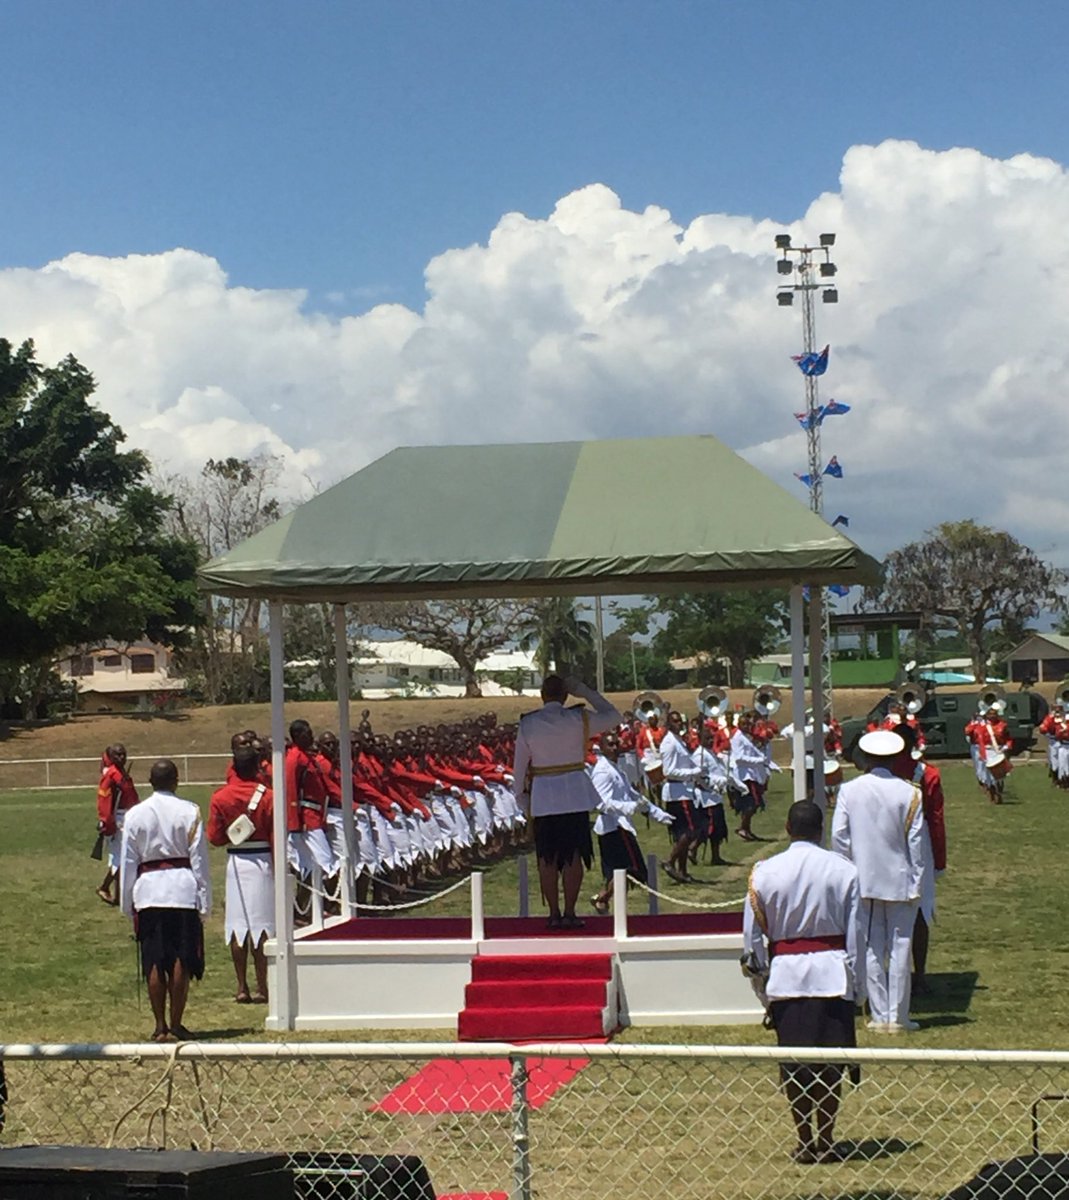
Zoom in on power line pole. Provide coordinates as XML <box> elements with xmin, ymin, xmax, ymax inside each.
<box><xmin>776</xmin><ymin>232</ymin><xmax>840</xmax><ymax>712</ymax></box>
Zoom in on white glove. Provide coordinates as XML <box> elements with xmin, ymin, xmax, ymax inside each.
<box><xmin>648</xmin><ymin>804</ymin><xmax>675</xmax><ymax>826</ymax></box>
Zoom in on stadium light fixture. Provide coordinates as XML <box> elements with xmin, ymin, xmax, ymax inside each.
<box><xmin>822</xmin><ymin>288</ymin><xmax>838</xmax><ymax>304</ymax></box>
<box><xmin>777</xmin><ymin>259</ymin><xmax>793</xmax><ymax>275</ymax></box>
<box><xmin>819</xmin><ymin>262</ymin><xmax>837</xmax><ymax>277</ymax></box>
<box><xmin>820</xmin><ymin>233</ymin><xmax>836</xmax><ymax>246</ymax></box>
<box><xmin>777</xmin><ymin>291</ymin><xmax>794</xmax><ymax>306</ymax></box>
<box><xmin>775</xmin><ymin>233</ymin><xmax>792</xmax><ymax>249</ymax></box>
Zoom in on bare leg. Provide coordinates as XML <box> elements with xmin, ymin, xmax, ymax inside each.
<box><xmin>782</xmin><ymin>1073</ymin><xmax>815</xmax><ymax>1157</ymax></box>
<box><xmin>561</xmin><ymin>857</ymin><xmax>584</xmax><ymax>919</ymax></box>
<box><xmin>813</xmin><ymin>1068</ymin><xmax>842</xmax><ymax>1155</ymax></box>
<box><xmin>146</xmin><ymin>966</ymin><xmax>169</xmax><ymax>1038</ymax></box>
<box><xmin>230</xmin><ymin>937</ymin><xmax>250</xmax><ymax>999</ymax></box>
<box><xmin>537</xmin><ymin>856</ymin><xmax>561</xmax><ymax>918</ymax></box>
<box><xmin>168</xmin><ymin>960</ymin><xmax>190</xmax><ymax>1034</ymax></box>
<box><xmin>250</xmin><ymin>934</ymin><xmax>269</xmax><ymax>1000</ymax></box>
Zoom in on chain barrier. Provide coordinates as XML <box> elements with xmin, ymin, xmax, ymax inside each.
<box><xmin>3</xmin><ymin>1042</ymin><xmax>1069</xmax><ymax>1200</ymax></box>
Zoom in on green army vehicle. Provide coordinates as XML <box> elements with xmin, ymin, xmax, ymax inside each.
<box><xmin>839</xmin><ymin>682</ymin><xmax>1040</xmax><ymax>762</ymax></box>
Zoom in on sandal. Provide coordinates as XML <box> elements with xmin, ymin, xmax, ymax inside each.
<box><xmin>235</xmin><ymin>990</ymin><xmax>252</xmax><ymax>1004</ymax></box>
<box><xmin>561</xmin><ymin>915</ymin><xmax>586</xmax><ymax>930</ymax></box>
<box><xmin>546</xmin><ymin>915</ymin><xmax>563</xmax><ymax>930</ymax></box>
<box><xmin>590</xmin><ymin>894</ymin><xmax>610</xmax><ymax>916</ymax></box>
<box><xmin>151</xmin><ymin>1029</ymin><xmax>172</xmax><ymax>1043</ymax></box>
<box><xmin>249</xmin><ymin>993</ymin><xmax>269</xmax><ymax>1005</ymax></box>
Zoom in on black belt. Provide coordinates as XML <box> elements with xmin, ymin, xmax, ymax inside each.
<box><xmin>227</xmin><ymin>841</ymin><xmax>270</xmax><ymax>855</ymax></box>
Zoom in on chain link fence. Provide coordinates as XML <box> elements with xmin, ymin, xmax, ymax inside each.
<box><xmin>2</xmin><ymin>1042</ymin><xmax>1069</xmax><ymax>1198</ymax></box>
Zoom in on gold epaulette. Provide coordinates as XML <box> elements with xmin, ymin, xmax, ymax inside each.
<box><xmin>747</xmin><ymin>865</ymin><xmax>768</xmax><ymax>935</ymax></box>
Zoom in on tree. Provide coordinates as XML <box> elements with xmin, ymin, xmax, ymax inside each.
<box><xmin>0</xmin><ymin>339</ymin><xmax>200</xmax><ymax>716</ymax></box>
<box><xmin>164</xmin><ymin>456</ymin><xmax>284</xmax><ymax>704</ymax></box>
<box><xmin>518</xmin><ymin>598</ymin><xmax>596</xmax><ymax>679</ymax></box>
<box><xmin>653</xmin><ymin>590</ymin><xmax>788</xmax><ymax>687</ymax></box>
<box><xmin>364</xmin><ymin>600</ymin><xmax>533</xmax><ymax>697</ymax></box>
<box><xmin>868</xmin><ymin>520</ymin><xmax>1066</xmax><ymax>685</ymax></box>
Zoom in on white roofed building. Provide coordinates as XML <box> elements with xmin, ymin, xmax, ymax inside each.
<box><xmin>353</xmin><ymin>640</ymin><xmax>542</xmax><ymax>699</ymax></box>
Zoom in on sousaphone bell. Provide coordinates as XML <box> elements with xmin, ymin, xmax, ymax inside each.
<box><xmin>895</xmin><ymin>681</ymin><xmax>928</xmax><ymax>715</ymax></box>
<box><xmin>633</xmin><ymin>691</ymin><xmax>666</xmax><ymax>724</ymax></box>
<box><xmin>752</xmin><ymin>685</ymin><xmax>782</xmax><ymax>718</ymax></box>
<box><xmin>697</xmin><ymin>686</ymin><xmax>730</xmax><ymax>720</ymax></box>
<box><xmin>1056</xmin><ymin>680</ymin><xmax>1069</xmax><ymax>707</ymax></box>
<box><xmin>978</xmin><ymin>683</ymin><xmax>1007</xmax><ymax>714</ymax></box>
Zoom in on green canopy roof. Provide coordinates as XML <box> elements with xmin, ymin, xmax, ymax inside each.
<box><xmin>198</xmin><ymin>435</ymin><xmax>882</xmax><ymax>602</ymax></box>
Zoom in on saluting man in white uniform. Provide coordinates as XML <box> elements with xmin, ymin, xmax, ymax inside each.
<box><xmin>513</xmin><ymin>674</ymin><xmax>619</xmax><ymax>930</ymax></box>
<box><xmin>831</xmin><ymin>729</ymin><xmax>924</xmax><ymax>1034</ymax></box>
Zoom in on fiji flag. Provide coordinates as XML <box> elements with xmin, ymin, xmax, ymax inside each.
<box><xmin>795</xmin><ymin>408</ymin><xmax>824</xmax><ymax>430</ymax></box>
<box><xmin>823</xmin><ymin>398</ymin><xmax>851</xmax><ymax>417</ymax></box>
<box><xmin>829</xmin><ymin>584</ymin><xmax>852</xmax><ymax>598</ymax></box>
<box><xmin>831</xmin><ymin>514</ymin><xmax>849</xmax><ymax>528</ymax></box>
<box><xmin>791</xmin><ymin>344</ymin><xmax>830</xmax><ymax>376</ymax></box>
<box><xmin>823</xmin><ymin>456</ymin><xmax>843</xmax><ymax>479</ymax></box>
<box><xmin>794</xmin><ymin>471</ymin><xmax>814</xmax><ymax>488</ymax></box>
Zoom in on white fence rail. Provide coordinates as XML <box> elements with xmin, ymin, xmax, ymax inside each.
<box><xmin>2</xmin><ymin>1041</ymin><xmax>1069</xmax><ymax>1199</ymax></box>
<box><xmin>0</xmin><ymin>753</ymin><xmax>230</xmax><ymax>791</ymax></box>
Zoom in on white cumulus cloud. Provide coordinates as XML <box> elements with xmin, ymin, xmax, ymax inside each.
<box><xmin>2</xmin><ymin>140</ymin><xmax>1068</xmax><ymax>567</ymax></box>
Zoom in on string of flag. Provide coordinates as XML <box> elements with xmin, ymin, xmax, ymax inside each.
<box><xmin>789</xmin><ymin>342</ymin><xmax>852</xmax><ymax>597</ymax></box>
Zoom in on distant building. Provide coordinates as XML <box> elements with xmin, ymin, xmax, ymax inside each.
<box><xmin>315</xmin><ymin>639</ymin><xmax>544</xmax><ymax>699</ymax></box>
<box><xmin>58</xmin><ymin>640</ymin><xmax>187</xmax><ymax>713</ymax></box>
<box><xmin>1004</xmin><ymin>633</ymin><xmax>1069</xmax><ymax>684</ymax></box>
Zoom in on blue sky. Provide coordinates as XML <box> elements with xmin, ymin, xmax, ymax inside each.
<box><xmin>5</xmin><ymin>0</ymin><xmax>1069</xmax><ymax>311</ymax></box>
<box><xmin>5</xmin><ymin>1</ymin><xmax>1069</xmax><ymax>568</ymax></box>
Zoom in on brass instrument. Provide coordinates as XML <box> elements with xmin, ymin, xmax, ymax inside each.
<box><xmin>978</xmin><ymin>683</ymin><xmax>1007</xmax><ymax>714</ymax></box>
<box><xmin>752</xmin><ymin>684</ymin><xmax>782</xmax><ymax>718</ymax></box>
<box><xmin>1055</xmin><ymin>680</ymin><xmax>1069</xmax><ymax>707</ymax></box>
<box><xmin>697</xmin><ymin>685</ymin><xmax>730</xmax><ymax>719</ymax></box>
<box><xmin>633</xmin><ymin>691</ymin><xmax>666</xmax><ymax>724</ymax></box>
<box><xmin>895</xmin><ymin>681</ymin><xmax>928</xmax><ymax>715</ymax></box>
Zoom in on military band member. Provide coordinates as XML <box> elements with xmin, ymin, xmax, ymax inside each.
<box><xmin>513</xmin><ymin>675</ymin><xmax>619</xmax><ymax>929</ymax></box>
<box><xmin>95</xmin><ymin>744</ymin><xmax>139</xmax><ymax>906</ymax></box>
<box><xmin>659</xmin><ymin>710</ymin><xmax>703</xmax><ymax>883</ymax></box>
<box><xmin>744</xmin><ymin>801</ymin><xmax>864</xmax><ymax>1164</ymax></box>
<box><xmin>964</xmin><ymin>706</ymin><xmax>1013</xmax><ymax>804</ymax></box>
<box><xmin>831</xmin><ymin>730</ymin><xmax>924</xmax><ymax>1033</ymax></box>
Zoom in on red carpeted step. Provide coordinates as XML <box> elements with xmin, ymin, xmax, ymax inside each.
<box><xmin>471</xmin><ymin>954</ymin><xmax>612</xmax><ymax>983</ymax></box>
<box><xmin>464</xmin><ymin>978</ymin><xmax>607</xmax><ymax>1008</ymax></box>
<box><xmin>459</xmin><ymin>1004</ymin><xmax>606</xmax><ymax>1042</ymax></box>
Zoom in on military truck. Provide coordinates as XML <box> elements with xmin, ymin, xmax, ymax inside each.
<box><xmin>839</xmin><ymin>683</ymin><xmax>1038</xmax><ymax>761</ymax></box>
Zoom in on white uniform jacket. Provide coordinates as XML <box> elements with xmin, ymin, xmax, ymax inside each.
<box><xmin>589</xmin><ymin>754</ymin><xmax>672</xmax><ymax>835</ymax></box>
<box><xmin>743</xmin><ymin>840</ymin><xmax>865</xmax><ymax>1002</ymax></box>
<box><xmin>513</xmin><ymin>682</ymin><xmax>619</xmax><ymax>817</ymax></box>
<box><xmin>692</xmin><ymin>745</ymin><xmax>727</xmax><ymax>806</ymax></box>
<box><xmin>830</xmin><ymin>767</ymin><xmax>924</xmax><ymax>902</ymax></box>
<box><xmin>120</xmin><ymin>790</ymin><xmax>211</xmax><ymax>917</ymax></box>
<box><xmin>730</xmin><ymin>729</ymin><xmax>769</xmax><ymax>785</ymax></box>
<box><xmin>659</xmin><ymin>731</ymin><xmax>702</xmax><ymax>804</ymax></box>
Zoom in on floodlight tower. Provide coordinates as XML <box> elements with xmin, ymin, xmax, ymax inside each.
<box><xmin>776</xmin><ymin>232</ymin><xmax>839</xmax><ymax>712</ymax></box>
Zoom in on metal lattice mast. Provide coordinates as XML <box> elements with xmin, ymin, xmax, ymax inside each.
<box><xmin>776</xmin><ymin>233</ymin><xmax>839</xmax><ymax>713</ymax></box>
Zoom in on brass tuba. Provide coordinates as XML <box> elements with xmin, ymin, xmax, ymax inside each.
<box><xmin>895</xmin><ymin>681</ymin><xmax>928</xmax><ymax>715</ymax></box>
<box><xmin>633</xmin><ymin>691</ymin><xmax>666</xmax><ymax>724</ymax></box>
<box><xmin>1056</xmin><ymin>680</ymin><xmax>1069</xmax><ymax>707</ymax></box>
<box><xmin>697</xmin><ymin>685</ymin><xmax>730</xmax><ymax>719</ymax></box>
<box><xmin>978</xmin><ymin>683</ymin><xmax>1007</xmax><ymax>714</ymax></box>
<box><xmin>752</xmin><ymin>684</ymin><xmax>782</xmax><ymax>717</ymax></box>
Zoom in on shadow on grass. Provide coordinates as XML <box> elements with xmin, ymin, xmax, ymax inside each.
<box><xmin>911</xmin><ymin>971</ymin><xmax>981</xmax><ymax>1015</ymax></box>
<box><xmin>834</xmin><ymin>1137</ymin><xmax>920</xmax><ymax>1162</ymax></box>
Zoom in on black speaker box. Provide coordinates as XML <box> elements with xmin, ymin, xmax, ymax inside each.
<box><xmin>943</xmin><ymin>1153</ymin><xmax>1069</xmax><ymax>1199</ymax></box>
<box><xmin>0</xmin><ymin>1145</ymin><xmax>292</xmax><ymax>1199</ymax></box>
<box><xmin>291</xmin><ymin>1152</ymin><xmax>435</xmax><ymax>1200</ymax></box>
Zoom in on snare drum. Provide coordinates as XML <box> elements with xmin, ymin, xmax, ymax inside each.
<box><xmin>641</xmin><ymin>754</ymin><xmax>664</xmax><ymax>787</ymax></box>
<box><xmin>824</xmin><ymin>760</ymin><xmax>844</xmax><ymax>789</ymax></box>
<box><xmin>986</xmin><ymin>751</ymin><xmax>1011</xmax><ymax>780</ymax></box>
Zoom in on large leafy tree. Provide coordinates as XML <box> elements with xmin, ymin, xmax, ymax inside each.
<box><xmin>866</xmin><ymin>519</ymin><xmax>1065</xmax><ymax>685</ymax></box>
<box><xmin>0</xmin><ymin>339</ymin><xmax>199</xmax><ymax>715</ymax></box>
<box><xmin>653</xmin><ymin>590</ymin><xmax>788</xmax><ymax>687</ymax></box>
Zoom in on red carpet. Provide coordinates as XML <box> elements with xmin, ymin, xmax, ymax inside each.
<box><xmin>301</xmin><ymin>910</ymin><xmax>742</xmax><ymax>941</ymax></box>
<box><xmin>458</xmin><ymin>953</ymin><xmax>613</xmax><ymax>1042</ymax></box>
<box><xmin>374</xmin><ymin>1055</ymin><xmax>591</xmax><ymax>1114</ymax></box>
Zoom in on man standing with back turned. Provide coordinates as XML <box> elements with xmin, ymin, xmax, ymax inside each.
<box><xmin>831</xmin><ymin>729</ymin><xmax>924</xmax><ymax>1034</ymax></box>
<box><xmin>121</xmin><ymin>759</ymin><xmax>211</xmax><ymax>1042</ymax></box>
<box><xmin>513</xmin><ymin>674</ymin><xmax>619</xmax><ymax>929</ymax></box>
<box><xmin>744</xmin><ymin>800</ymin><xmax>864</xmax><ymax>1164</ymax></box>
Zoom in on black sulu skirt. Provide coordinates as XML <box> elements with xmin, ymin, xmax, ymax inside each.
<box><xmin>136</xmin><ymin>907</ymin><xmax>205</xmax><ymax>981</ymax></box>
<box><xmin>533</xmin><ymin>811</ymin><xmax>594</xmax><ymax>871</ymax></box>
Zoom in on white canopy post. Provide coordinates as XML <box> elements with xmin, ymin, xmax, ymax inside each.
<box><xmin>789</xmin><ymin>586</ymin><xmax>807</xmax><ymax>802</ymax></box>
<box><xmin>333</xmin><ymin>603</ymin><xmax>357</xmax><ymax>919</ymax></box>
<box><xmin>808</xmin><ymin>588</ymin><xmax>826</xmax><ymax>818</ymax></box>
<box><xmin>269</xmin><ymin>600</ymin><xmax>296</xmax><ymax>1029</ymax></box>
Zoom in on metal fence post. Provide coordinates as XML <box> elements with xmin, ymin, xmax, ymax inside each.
<box><xmin>646</xmin><ymin>854</ymin><xmax>659</xmax><ymax>915</ymax></box>
<box><xmin>509</xmin><ymin>1052</ymin><xmax>532</xmax><ymax>1200</ymax></box>
<box><xmin>517</xmin><ymin>855</ymin><xmax>529</xmax><ymax>918</ymax></box>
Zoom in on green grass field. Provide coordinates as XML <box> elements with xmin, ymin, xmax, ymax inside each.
<box><xmin>1</xmin><ymin>757</ymin><xmax>1066</xmax><ymax>1049</ymax></box>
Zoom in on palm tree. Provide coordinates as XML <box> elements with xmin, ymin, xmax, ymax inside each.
<box><xmin>518</xmin><ymin>598</ymin><xmax>597</xmax><ymax>678</ymax></box>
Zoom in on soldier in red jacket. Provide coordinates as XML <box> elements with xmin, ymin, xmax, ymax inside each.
<box><xmin>95</xmin><ymin>744</ymin><xmax>139</xmax><ymax>906</ymax></box>
<box><xmin>207</xmin><ymin>746</ymin><xmax>274</xmax><ymax>1004</ymax></box>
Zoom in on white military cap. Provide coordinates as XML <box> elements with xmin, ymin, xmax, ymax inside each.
<box><xmin>857</xmin><ymin>729</ymin><xmax>905</xmax><ymax>757</ymax></box>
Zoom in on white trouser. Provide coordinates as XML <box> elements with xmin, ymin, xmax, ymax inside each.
<box><xmin>863</xmin><ymin>897</ymin><xmax>918</xmax><ymax>1026</ymax></box>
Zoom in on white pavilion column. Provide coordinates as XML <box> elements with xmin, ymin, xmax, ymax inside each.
<box><xmin>334</xmin><ymin>603</ymin><xmax>357</xmax><ymax>919</ymax></box>
<box><xmin>789</xmin><ymin>586</ymin><xmax>807</xmax><ymax>802</ymax></box>
<box><xmin>808</xmin><ymin>588</ymin><xmax>826</xmax><ymax>818</ymax></box>
<box><xmin>269</xmin><ymin>600</ymin><xmax>296</xmax><ymax>1029</ymax></box>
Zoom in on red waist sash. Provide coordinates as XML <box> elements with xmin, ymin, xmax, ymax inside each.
<box><xmin>770</xmin><ymin>934</ymin><xmax>846</xmax><ymax>956</ymax></box>
<box><xmin>137</xmin><ymin>856</ymin><xmax>191</xmax><ymax>877</ymax></box>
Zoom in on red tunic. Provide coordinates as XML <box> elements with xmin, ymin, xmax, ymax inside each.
<box><xmin>96</xmin><ymin>762</ymin><xmax>139</xmax><ymax>835</ymax></box>
<box><xmin>284</xmin><ymin>744</ymin><xmax>328</xmax><ymax>833</ymax></box>
<box><xmin>207</xmin><ymin>778</ymin><xmax>275</xmax><ymax>848</ymax></box>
